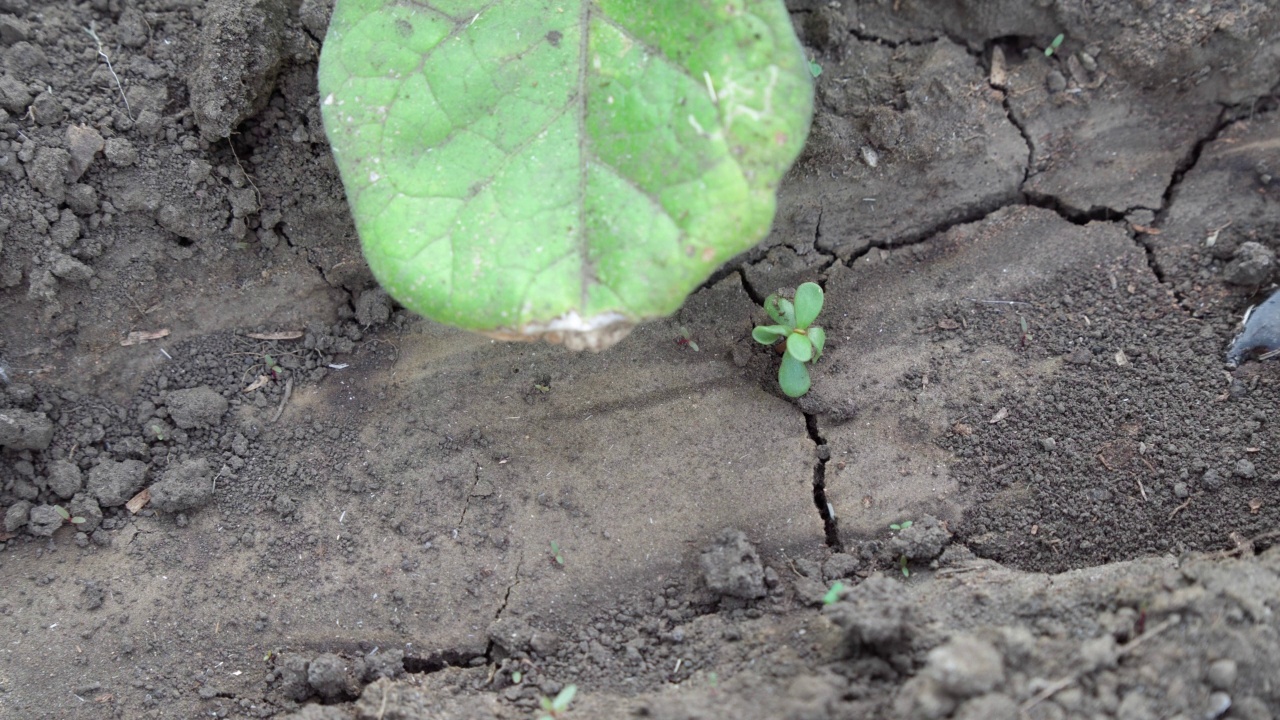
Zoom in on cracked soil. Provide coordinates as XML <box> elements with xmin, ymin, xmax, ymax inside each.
<box><xmin>2</xmin><ymin>1</ymin><xmax>1280</xmax><ymax>719</ymax></box>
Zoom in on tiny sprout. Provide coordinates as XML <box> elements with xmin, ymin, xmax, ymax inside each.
<box><xmin>822</xmin><ymin>580</ymin><xmax>845</xmax><ymax>606</ymax></box>
<box><xmin>675</xmin><ymin>326</ymin><xmax>699</xmax><ymax>352</ymax></box>
<box><xmin>549</xmin><ymin>541</ymin><xmax>565</xmax><ymax>566</ymax></box>
<box><xmin>890</xmin><ymin>520</ymin><xmax>913</xmax><ymax>531</ymax></box>
<box><xmin>1044</xmin><ymin>33</ymin><xmax>1065</xmax><ymax>57</ymax></box>
<box><xmin>898</xmin><ymin>555</ymin><xmax>911</xmax><ymax>578</ymax></box>
<box><xmin>752</xmin><ymin>282</ymin><xmax>827</xmax><ymax>398</ymax></box>
<box><xmin>512</xmin><ymin>670</ymin><xmax>523</xmax><ymax>684</ymax></box>
<box><xmin>808</xmin><ymin>60</ymin><xmax>823</xmax><ymax>78</ymax></box>
<box><xmin>54</xmin><ymin>505</ymin><xmax>86</xmax><ymax>525</ymax></box>
<box><xmin>538</xmin><ymin>684</ymin><xmax>577</xmax><ymax>719</ymax></box>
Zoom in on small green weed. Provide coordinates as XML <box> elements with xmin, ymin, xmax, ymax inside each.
<box><xmin>538</xmin><ymin>684</ymin><xmax>577</xmax><ymax>720</ymax></box>
<box><xmin>822</xmin><ymin>580</ymin><xmax>845</xmax><ymax>605</ymax></box>
<box><xmin>549</xmin><ymin>541</ymin><xmax>565</xmax><ymax>566</ymax></box>
<box><xmin>752</xmin><ymin>282</ymin><xmax>827</xmax><ymax>397</ymax></box>
<box><xmin>889</xmin><ymin>520</ymin><xmax>913</xmax><ymax>532</ymax></box>
<box><xmin>1044</xmin><ymin>33</ymin><xmax>1065</xmax><ymax>57</ymax></box>
<box><xmin>54</xmin><ymin>505</ymin><xmax>86</xmax><ymax>526</ymax></box>
<box><xmin>897</xmin><ymin>555</ymin><xmax>910</xmax><ymax>578</ymax></box>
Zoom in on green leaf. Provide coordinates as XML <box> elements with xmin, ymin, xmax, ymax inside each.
<box><xmin>751</xmin><ymin>324</ymin><xmax>787</xmax><ymax>345</ymax></box>
<box><xmin>765</xmin><ymin>295</ymin><xmax>796</xmax><ymax>327</ymax></box>
<box><xmin>822</xmin><ymin>580</ymin><xmax>844</xmax><ymax>605</ymax></box>
<box><xmin>793</xmin><ymin>282</ymin><xmax>823</xmax><ymax>329</ymax></box>
<box><xmin>553</xmin><ymin>685</ymin><xmax>578</xmax><ymax>712</ymax></box>
<box><xmin>778</xmin><ymin>352</ymin><xmax>810</xmax><ymax>397</ymax></box>
<box><xmin>786</xmin><ymin>331</ymin><xmax>811</xmax><ymax>363</ymax></box>
<box><xmin>54</xmin><ymin>505</ymin><xmax>70</xmax><ymax>520</ymax></box>
<box><xmin>808</xmin><ymin>325</ymin><xmax>825</xmax><ymax>359</ymax></box>
<box><xmin>319</xmin><ymin>1</ymin><xmax>813</xmax><ymax>350</ymax></box>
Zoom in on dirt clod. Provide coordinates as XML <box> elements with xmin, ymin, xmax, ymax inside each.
<box><xmin>86</xmin><ymin>458</ymin><xmax>148</xmax><ymax>508</ymax></box>
<box><xmin>148</xmin><ymin>457</ymin><xmax>214</xmax><ymax>513</ymax></box>
<box><xmin>0</xmin><ymin>408</ymin><xmax>53</xmax><ymax>450</ymax></box>
<box><xmin>165</xmin><ymin>386</ymin><xmax>229</xmax><ymax>430</ymax></box>
<box><xmin>699</xmin><ymin>528</ymin><xmax>767</xmax><ymax>600</ymax></box>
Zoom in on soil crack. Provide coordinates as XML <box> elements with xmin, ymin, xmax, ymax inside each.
<box><xmin>805</xmin><ymin>412</ymin><xmax>841</xmax><ymax>551</ymax></box>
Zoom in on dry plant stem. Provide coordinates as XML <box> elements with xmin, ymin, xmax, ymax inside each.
<box><xmin>85</xmin><ymin>22</ymin><xmax>132</xmax><ymax>120</ymax></box>
<box><xmin>271</xmin><ymin>377</ymin><xmax>293</xmax><ymax>423</ymax></box>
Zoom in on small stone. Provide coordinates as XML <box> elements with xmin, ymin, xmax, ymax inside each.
<box><xmin>4</xmin><ymin>500</ymin><xmax>32</xmax><ymax>532</ymax></box>
<box><xmin>165</xmin><ymin>386</ymin><xmax>229</xmax><ymax>429</ymax></box>
<box><xmin>1173</xmin><ymin>482</ymin><xmax>1189</xmax><ymax>499</ymax></box>
<box><xmin>823</xmin><ymin>552</ymin><xmax>860</xmax><ymax>582</ymax></box>
<box><xmin>1202</xmin><ymin>468</ymin><xmax>1222</xmax><ymax>491</ymax></box>
<box><xmin>1046</xmin><ymin>70</ymin><xmax>1068</xmax><ymax>93</ymax></box>
<box><xmin>1234</xmin><ymin>459</ymin><xmax>1257</xmax><ymax>479</ymax></box>
<box><xmin>50</xmin><ymin>253</ymin><xmax>94</xmax><ymax>282</ymax></box>
<box><xmin>87</xmin><ymin>458</ymin><xmax>149</xmax><ymax>507</ymax></box>
<box><xmin>103</xmin><ymin>137</ymin><xmax>138</xmax><ymax>167</ymax></box>
<box><xmin>699</xmin><ymin>528</ymin><xmax>767</xmax><ymax>600</ymax></box>
<box><xmin>26</xmin><ymin>505</ymin><xmax>64</xmax><ymax>537</ymax></box>
<box><xmin>1207</xmin><ymin>658</ymin><xmax>1238</xmax><ymax>690</ymax></box>
<box><xmin>148</xmin><ymin>457</ymin><xmax>214</xmax><ymax>512</ymax></box>
<box><xmin>0</xmin><ymin>408</ymin><xmax>54</xmax><ymax>450</ymax></box>
<box><xmin>1204</xmin><ymin>691</ymin><xmax>1232</xmax><ymax>719</ymax></box>
<box><xmin>1224</xmin><ymin>241</ymin><xmax>1275</xmax><ymax>286</ymax></box>
<box><xmin>45</xmin><ymin>459</ymin><xmax>83</xmax><ymax>499</ymax></box>
<box><xmin>923</xmin><ymin>635</ymin><xmax>1004</xmax><ymax>698</ymax></box>
<box><xmin>354</xmin><ymin>288</ymin><xmax>392</xmax><ymax>326</ymax></box>
<box><xmin>1039</xmin><ymin>437</ymin><xmax>1057</xmax><ymax>452</ymax></box>
<box><xmin>29</xmin><ymin>91</ymin><xmax>64</xmax><ymax>125</ymax></box>
<box><xmin>65</xmin><ymin>125</ymin><xmax>105</xmax><ymax>182</ymax></box>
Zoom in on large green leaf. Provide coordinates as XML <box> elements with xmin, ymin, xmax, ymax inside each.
<box><xmin>318</xmin><ymin>1</ymin><xmax>813</xmax><ymax>349</ymax></box>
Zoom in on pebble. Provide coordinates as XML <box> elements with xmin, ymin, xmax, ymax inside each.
<box><xmin>1234</xmin><ymin>459</ymin><xmax>1256</xmax><ymax>479</ymax></box>
<box><xmin>1046</xmin><ymin>70</ymin><xmax>1068</xmax><ymax>93</ymax></box>
<box><xmin>1204</xmin><ymin>691</ymin><xmax>1232</xmax><ymax>720</ymax></box>
<box><xmin>1039</xmin><ymin>437</ymin><xmax>1057</xmax><ymax>452</ymax></box>
<box><xmin>1206</xmin><ymin>658</ymin><xmax>1237</xmax><ymax>690</ymax></box>
<box><xmin>1173</xmin><ymin>482</ymin><xmax>1189</xmax><ymax>499</ymax></box>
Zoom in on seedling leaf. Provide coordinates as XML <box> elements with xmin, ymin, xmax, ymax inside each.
<box><xmin>778</xmin><ymin>352</ymin><xmax>811</xmax><ymax>397</ymax></box>
<box><xmin>318</xmin><ymin>1</ymin><xmax>814</xmax><ymax>349</ymax></box>
<box><xmin>765</xmin><ymin>295</ymin><xmax>796</xmax><ymax>327</ymax></box>
<box><xmin>786</xmin><ymin>332</ymin><xmax>812</xmax><ymax>363</ymax></box>
<box><xmin>752</xmin><ymin>325</ymin><xmax>788</xmax><ymax>345</ymax></box>
<box><xmin>822</xmin><ymin>580</ymin><xmax>845</xmax><ymax>605</ymax></box>
<box><xmin>552</xmin><ymin>685</ymin><xmax>577</xmax><ymax>712</ymax></box>
<box><xmin>793</xmin><ymin>282</ymin><xmax>823</xmax><ymax>328</ymax></box>
<box><xmin>54</xmin><ymin>505</ymin><xmax>70</xmax><ymax>520</ymax></box>
<box><xmin>808</xmin><ymin>325</ymin><xmax>826</xmax><ymax>358</ymax></box>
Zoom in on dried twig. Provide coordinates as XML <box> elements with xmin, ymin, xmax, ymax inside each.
<box><xmin>271</xmin><ymin>377</ymin><xmax>293</xmax><ymax>423</ymax></box>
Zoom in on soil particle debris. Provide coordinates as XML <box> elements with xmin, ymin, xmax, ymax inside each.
<box><xmin>699</xmin><ymin>528</ymin><xmax>767</xmax><ymax>600</ymax></box>
<box><xmin>1224</xmin><ymin>241</ymin><xmax>1275</xmax><ymax>286</ymax></box>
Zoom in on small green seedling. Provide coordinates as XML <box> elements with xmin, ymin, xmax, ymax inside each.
<box><xmin>898</xmin><ymin>555</ymin><xmax>910</xmax><ymax>578</ymax></box>
<box><xmin>549</xmin><ymin>541</ymin><xmax>565</xmax><ymax>566</ymax></box>
<box><xmin>809</xmin><ymin>60</ymin><xmax>823</xmax><ymax>78</ymax></box>
<box><xmin>889</xmin><ymin>520</ymin><xmax>913</xmax><ymax>532</ymax></box>
<box><xmin>512</xmin><ymin>670</ymin><xmax>523</xmax><ymax>684</ymax></box>
<box><xmin>54</xmin><ymin>505</ymin><xmax>86</xmax><ymax>526</ymax></box>
<box><xmin>822</xmin><ymin>580</ymin><xmax>845</xmax><ymax>606</ymax></box>
<box><xmin>675</xmin><ymin>326</ymin><xmax>699</xmax><ymax>352</ymax></box>
<box><xmin>1044</xmin><ymin>33</ymin><xmax>1065</xmax><ymax>57</ymax></box>
<box><xmin>538</xmin><ymin>684</ymin><xmax>577</xmax><ymax>720</ymax></box>
<box><xmin>752</xmin><ymin>282</ymin><xmax>827</xmax><ymax>397</ymax></box>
